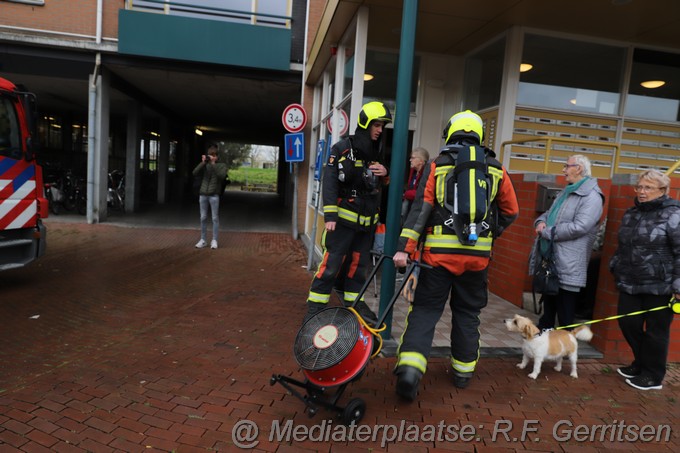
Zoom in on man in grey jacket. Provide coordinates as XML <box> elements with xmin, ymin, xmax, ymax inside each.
<box><xmin>531</xmin><ymin>154</ymin><xmax>604</xmax><ymax>329</ymax></box>
<box><xmin>193</xmin><ymin>143</ymin><xmax>228</xmax><ymax>249</ymax></box>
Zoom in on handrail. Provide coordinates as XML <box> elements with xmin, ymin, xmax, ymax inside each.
<box><xmin>126</xmin><ymin>0</ymin><xmax>292</xmax><ymax>28</ymax></box>
<box><xmin>500</xmin><ymin>137</ymin><xmax>620</xmax><ymax>175</ymax></box>
<box><xmin>664</xmin><ymin>159</ymin><xmax>680</xmax><ymax>176</ymax></box>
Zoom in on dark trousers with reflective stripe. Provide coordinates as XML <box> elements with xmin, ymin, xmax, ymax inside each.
<box><xmin>399</xmin><ymin>265</ymin><xmax>488</xmax><ymax>375</ymax></box>
<box><xmin>617</xmin><ymin>292</ymin><xmax>673</xmax><ymax>382</ymax></box>
<box><xmin>308</xmin><ymin>222</ymin><xmax>374</xmax><ymax>304</ymax></box>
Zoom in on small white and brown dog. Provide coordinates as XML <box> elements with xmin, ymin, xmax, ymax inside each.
<box><xmin>504</xmin><ymin>314</ymin><xmax>593</xmax><ymax>379</ymax></box>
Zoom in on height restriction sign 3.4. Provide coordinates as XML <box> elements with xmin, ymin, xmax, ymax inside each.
<box><xmin>282</xmin><ymin>103</ymin><xmax>307</xmax><ymax>133</ymax></box>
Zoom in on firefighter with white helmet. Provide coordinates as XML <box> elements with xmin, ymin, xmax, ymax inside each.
<box><xmin>304</xmin><ymin>101</ymin><xmax>392</xmax><ymax>325</ymax></box>
<box><xmin>392</xmin><ymin>110</ymin><xmax>520</xmax><ymax>400</ymax></box>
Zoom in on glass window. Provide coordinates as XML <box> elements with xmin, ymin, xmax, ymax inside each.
<box><xmin>517</xmin><ymin>34</ymin><xmax>626</xmax><ymax>115</ymax></box>
<box><xmin>343</xmin><ymin>47</ymin><xmax>355</xmax><ymax>101</ymax></box>
<box><xmin>363</xmin><ymin>50</ymin><xmax>419</xmax><ymax>114</ymax></box>
<box><xmin>0</xmin><ymin>97</ymin><xmax>21</xmax><ymax>157</ymax></box>
<box><xmin>625</xmin><ymin>48</ymin><xmax>680</xmax><ymax>122</ymax></box>
<box><xmin>464</xmin><ymin>37</ymin><xmax>505</xmax><ymax>111</ymax></box>
<box><xmin>131</xmin><ymin>0</ymin><xmax>289</xmax><ymax>27</ymax></box>
<box><xmin>37</xmin><ymin>115</ymin><xmax>62</xmax><ymax>151</ymax></box>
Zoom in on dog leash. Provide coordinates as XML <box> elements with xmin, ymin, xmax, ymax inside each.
<box><xmin>555</xmin><ymin>296</ymin><xmax>680</xmax><ymax>331</ymax></box>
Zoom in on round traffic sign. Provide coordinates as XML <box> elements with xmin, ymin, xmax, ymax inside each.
<box><xmin>327</xmin><ymin>109</ymin><xmax>349</xmax><ymax>136</ymax></box>
<box><xmin>282</xmin><ymin>103</ymin><xmax>307</xmax><ymax>133</ymax></box>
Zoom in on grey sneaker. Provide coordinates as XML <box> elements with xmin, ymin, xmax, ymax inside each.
<box><xmin>210</xmin><ymin>239</ymin><xmax>218</xmax><ymax>249</ymax></box>
<box><xmin>195</xmin><ymin>239</ymin><xmax>207</xmax><ymax>248</ymax></box>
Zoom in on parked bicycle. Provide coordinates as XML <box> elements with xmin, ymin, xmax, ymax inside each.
<box><xmin>107</xmin><ymin>170</ymin><xmax>125</xmax><ymax>212</ymax></box>
<box><xmin>43</xmin><ymin>172</ymin><xmax>64</xmax><ymax>215</ymax></box>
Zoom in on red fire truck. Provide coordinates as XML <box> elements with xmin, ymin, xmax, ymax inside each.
<box><xmin>0</xmin><ymin>76</ymin><xmax>48</xmax><ymax>270</ymax></box>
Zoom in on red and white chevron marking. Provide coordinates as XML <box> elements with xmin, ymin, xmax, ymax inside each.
<box><xmin>0</xmin><ymin>157</ymin><xmax>38</xmax><ymax>230</ymax></box>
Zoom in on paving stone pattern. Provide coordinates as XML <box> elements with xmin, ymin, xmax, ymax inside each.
<box><xmin>0</xmin><ymin>222</ymin><xmax>678</xmax><ymax>452</ymax></box>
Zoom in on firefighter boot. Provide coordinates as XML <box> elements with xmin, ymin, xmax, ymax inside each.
<box><xmin>394</xmin><ymin>365</ymin><xmax>422</xmax><ymax>402</ymax></box>
<box><xmin>346</xmin><ymin>300</ymin><xmax>378</xmax><ymax>326</ymax></box>
<box><xmin>453</xmin><ymin>373</ymin><xmax>472</xmax><ymax>389</ymax></box>
<box><xmin>303</xmin><ymin>302</ymin><xmax>326</xmax><ymax>324</ymax></box>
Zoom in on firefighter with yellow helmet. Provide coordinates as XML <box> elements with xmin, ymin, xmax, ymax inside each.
<box><xmin>304</xmin><ymin>101</ymin><xmax>392</xmax><ymax>324</ymax></box>
<box><xmin>392</xmin><ymin>110</ymin><xmax>519</xmax><ymax>400</ymax></box>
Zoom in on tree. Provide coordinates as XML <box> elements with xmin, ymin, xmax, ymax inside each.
<box><xmin>218</xmin><ymin>142</ymin><xmax>251</xmax><ymax>170</ymax></box>
<box><xmin>250</xmin><ymin>145</ymin><xmax>279</xmax><ymax>168</ymax></box>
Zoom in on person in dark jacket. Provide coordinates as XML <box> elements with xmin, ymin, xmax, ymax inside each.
<box><xmin>610</xmin><ymin>169</ymin><xmax>680</xmax><ymax>390</ymax></box>
<box><xmin>303</xmin><ymin>102</ymin><xmax>392</xmax><ymax>325</ymax></box>
<box><xmin>531</xmin><ymin>154</ymin><xmax>604</xmax><ymax>330</ymax></box>
<box><xmin>193</xmin><ymin>143</ymin><xmax>228</xmax><ymax>249</ymax></box>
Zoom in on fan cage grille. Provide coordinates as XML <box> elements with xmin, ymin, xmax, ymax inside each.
<box><xmin>294</xmin><ymin>308</ymin><xmax>360</xmax><ymax>370</ymax></box>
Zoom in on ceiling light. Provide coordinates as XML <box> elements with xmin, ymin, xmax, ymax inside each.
<box><xmin>195</xmin><ymin>128</ymin><xmax>203</xmax><ymax>136</ymax></box>
<box><xmin>570</xmin><ymin>99</ymin><xmax>577</xmax><ymax>105</ymax></box>
<box><xmin>363</xmin><ymin>73</ymin><xmax>374</xmax><ymax>81</ymax></box>
<box><xmin>640</xmin><ymin>80</ymin><xmax>665</xmax><ymax>89</ymax></box>
<box><xmin>520</xmin><ymin>63</ymin><xmax>533</xmax><ymax>73</ymax></box>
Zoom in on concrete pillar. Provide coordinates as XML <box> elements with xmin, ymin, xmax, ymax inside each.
<box><xmin>157</xmin><ymin>118</ymin><xmax>169</xmax><ymax>203</ymax></box>
<box><xmin>88</xmin><ymin>66</ymin><xmax>110</xmax><ymax>223</ymax></box>
<box><xmin>125</xmin><ymin>100</ymin><xmax>142</xmax><ymax>212</ymax></box>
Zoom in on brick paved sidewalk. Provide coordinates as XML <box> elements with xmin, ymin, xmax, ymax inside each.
<box><xmin>0</xmin><ymin>223</ymin><xmax>678</xmax><ymax>452</ymax></box>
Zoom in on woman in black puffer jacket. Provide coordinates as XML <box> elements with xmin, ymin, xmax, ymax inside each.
<box><xmin>610</xmin><ymin>169</ymin><xmax>680</xmax><ymax>391</ymax></box>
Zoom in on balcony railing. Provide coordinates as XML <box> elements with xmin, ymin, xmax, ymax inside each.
<box><xmin>125</xmin><ymin>0</ymin><xmax>292</xmax><ymax>29</ymax></box>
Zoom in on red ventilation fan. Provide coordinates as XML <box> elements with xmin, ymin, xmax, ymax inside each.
<box><xmin>271</xmin><ymin>256</ymin><xmax>428</xmax><ymax>425</ymax></box>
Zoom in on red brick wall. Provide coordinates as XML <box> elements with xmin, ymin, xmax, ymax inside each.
<box><xmin>0</xmin><ymin>0</ymin><xmax>124</xmax><ymax>40</ymax></box>
<box><xmin>488</xmin><ymin>173</ymin><xmax>538</xmax><ymax>307</ymax></box>
<box><xmin>490</xmin><ymin>172</ymin><xmax>680</xmax><ymax>362</ymax></box>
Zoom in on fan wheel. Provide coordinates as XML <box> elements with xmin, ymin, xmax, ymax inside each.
<box><xmin>341</xmin><ymin>398</ymin><xmax>365</xmax><ymax>425</ymax></box>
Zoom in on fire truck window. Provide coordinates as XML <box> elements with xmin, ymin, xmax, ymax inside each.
<box><xmin>0</xmin><ymin>99</ymin><xmax>20</xmax><ymax>158</ymax></box>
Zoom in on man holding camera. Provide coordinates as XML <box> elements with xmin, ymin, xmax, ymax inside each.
<box><xmin>193</xmin><ymin>143</ymin><xmax>228</xmax><ymax>249</ymax></box>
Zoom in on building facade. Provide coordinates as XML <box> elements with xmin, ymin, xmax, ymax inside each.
<box><xmin>299</xmin><ymin>0</ymin><xmax>680</xmax><ymax>360</ymax></box>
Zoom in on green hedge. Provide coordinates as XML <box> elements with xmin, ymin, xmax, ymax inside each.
<box><xmin>229</xmin><ymin>167</ymin><xmax>277</xmax><ymax>185</ymax></box>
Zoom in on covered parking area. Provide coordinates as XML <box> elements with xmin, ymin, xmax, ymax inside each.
<box><xmin>0</xmin><ymin>1</ymin><xmax>305</xmax><ymax>224</ymax></box>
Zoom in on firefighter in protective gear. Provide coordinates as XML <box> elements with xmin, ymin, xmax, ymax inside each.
<box><xmin>304</xmin><ymin>102</ymin><xmax>392</xmax><ymax>325</ymax></box>
<box><xmin>392</xmin><ymin>110</ymin><xmax>519</xmax><ymax>400</ymax></box>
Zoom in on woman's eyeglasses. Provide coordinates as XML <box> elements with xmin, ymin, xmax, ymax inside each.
<box><xmin>634</xmin><ymin>185</ymin><xmax>662</xmax><ymax>193</ymax></box>
<box><xmin>563</xmin><ymin>164</ymin><xmax>579</xmax><ymax>169</ymax></box>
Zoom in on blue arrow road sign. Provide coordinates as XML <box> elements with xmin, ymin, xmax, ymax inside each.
<box><xmin>284</xmin><ymin>132</ymin><xmax>304</xmax><ymax>163</ymax></box>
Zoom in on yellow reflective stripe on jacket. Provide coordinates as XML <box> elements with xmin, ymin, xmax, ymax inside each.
<box><xmin>397</xmin><ymin>351</ymin><xmax>428</xmax><ymax>374</ymax></box>
<box><xmin>339</xmin><ymin>156</ymin><xmax>365</xmax><ymax>166</ymax></box>
<box><xmin>325</xmin><ymin>205</ymin><xmax>338</xmax><ymax>214</ymax></box>
<box><xmin>451</xmin><ymin>357</ymin><xmax>477</xmax><ymax>374</ymax></box>
<box><xmin>338</xmin><ymin>207</ymin><xmax>358</xmax><ymax>223</ymax></box>
<box><xmin>338</xmin><ymin>207</ymin><xmax>378</xmax><ymax>227</ymax></box>
<box><xmin>308</xmin><ymin>291</ymin><xmax>331</xmax><ymax>304</ymax></box>
<box><xmin>400</xmin><ymin>228</ymin><xmax>420</xmax><ymax>242</ymax></box>
<box><xmin>424</xmin><ymin>234</ymin><xmax>493</xmax><ymax>252</ymax></box>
